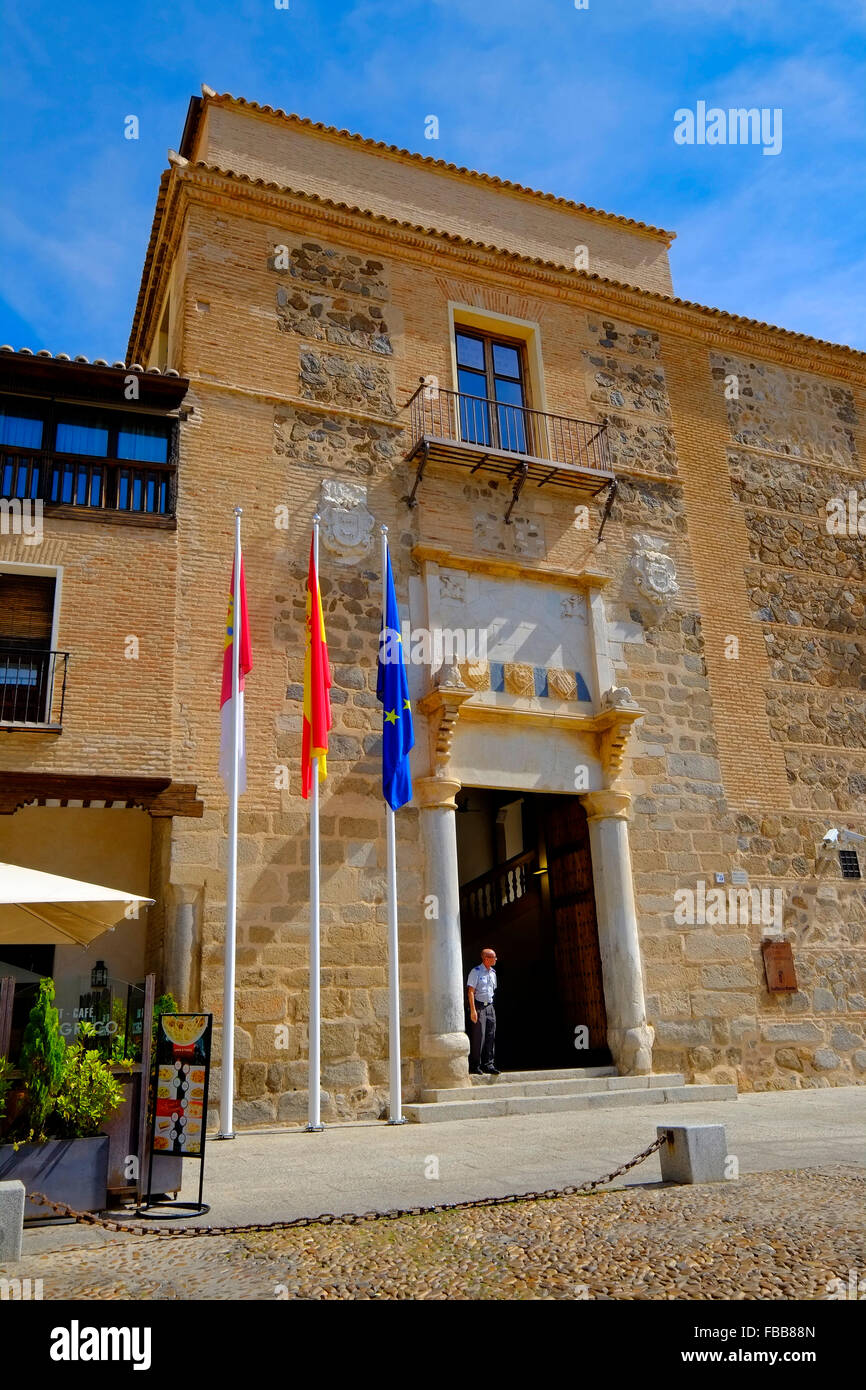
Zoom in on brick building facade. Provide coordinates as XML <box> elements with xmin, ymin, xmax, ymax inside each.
<box><xmin>2</xmin><ymin>87</ymin><xmax>865</xmax><ymax>1123</ymax></box>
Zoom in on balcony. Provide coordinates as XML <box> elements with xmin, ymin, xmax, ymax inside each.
<box><xmin>403</xmin><ymin>382</ymin><xmax>614</xmax><ymax>522</ymax></box>
<box><xmin>2</xmin><ymin>450</ymin><xmax>175</xmax><ymax>520</ymax></box>
<box><xmin>0</xmin><ymin>648</ymin><xmax>69</xmax><ymax>731</ymax></box>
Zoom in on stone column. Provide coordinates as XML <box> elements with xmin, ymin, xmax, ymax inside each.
<box><xmin>581</xmin><ymin>789</ymin><xmax>654</xmax><ymax>1075</ymax></box>
<box><xmin>415</xmin><ymin>776</ymin><xmax>470</xmax><ymax>1090</ymax></box>
<box><xmin>164</xmin><ymin>885</ymin><xmax>201</xmax><ymax>1011</ymax></box>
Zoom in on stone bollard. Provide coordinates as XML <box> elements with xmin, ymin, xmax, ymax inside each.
<box><xmin>657</xmin><ymin>1124</ymin><xmax>728</xmax><ymax>1184</ymax></box>
<box><xmin>0</xmin><ymin>1179</ymin><xmax>25</xmax><ymax>1262</ymax></box>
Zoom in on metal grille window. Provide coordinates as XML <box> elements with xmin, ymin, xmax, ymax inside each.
<box><xmin>839</xmin><ymin>849</ymin><xmax>861</xmax><ymax>880</ymax></box>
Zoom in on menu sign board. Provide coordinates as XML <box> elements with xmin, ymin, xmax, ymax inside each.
<box><xmin>151</xmin><ymin>1014</ymin><xmax>213</xmax><ymax>1159</ymax></box>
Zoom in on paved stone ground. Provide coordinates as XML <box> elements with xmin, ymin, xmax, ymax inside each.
<box><xmin>9</xmin><ymin>1166</ymin><xmax>864</xmax><ymax>1300</ymax></box>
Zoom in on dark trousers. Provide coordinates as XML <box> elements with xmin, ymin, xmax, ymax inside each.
<box><xmin>469</xmin><ymin>1000</ymin><xmax>496</xmax><ymax>1072</ymax></box>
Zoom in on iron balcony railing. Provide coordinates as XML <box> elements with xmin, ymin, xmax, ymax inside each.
<box><xmin>1</xmin><ymin>449</ymin><xmax>175</xmax><ymax>517</ymax></box>
<box><xmin>405</xmin><ymin>383</ymin><xmax>613</xmax><ymax>475</ymax></box>
<box><xmin>0</xmin><ymin>647</ymin><xmax>69</xmax><ymax>729</ymax></box>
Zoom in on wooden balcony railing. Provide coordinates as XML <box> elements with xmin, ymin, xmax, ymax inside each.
<box><xmin>1</xmin><ymin>449</ymin><xmax>175</xmax><ymax>517</ymax></box>
<box><xmin>0</xmin><ymin>647</ymin><xmax>69</xmax><ymax>730</ymax></box>
<box><xmin>403</xmin><ymin>382</ymin><xmax>614</xmax><ymax>522</ymax></box>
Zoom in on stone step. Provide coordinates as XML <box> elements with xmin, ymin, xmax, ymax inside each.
<box><xmin>470</xmin><ymin>1066</ymin><xmax>616</xmax><ymax>1085</ymax></box>
<box><xmin>403</xmin><ymin>1083</ymin><xmax>737</xmax><ymax>1124</ymax></box>
<box><xmin>421</xmin><ymin>1073</ymin><xmax>685</xmax><ymax>1103</ymax></box>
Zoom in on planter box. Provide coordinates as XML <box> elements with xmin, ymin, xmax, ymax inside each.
<box><xmin>0</xmin><ymin>1136</ymin><xmax>110</xmax><ymax>1221</ymax></box>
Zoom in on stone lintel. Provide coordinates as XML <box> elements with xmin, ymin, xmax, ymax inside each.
<box><xmin>412</xmin><ymin>544</ymin><xmax>612</xmax><ymax>591</ymax></box>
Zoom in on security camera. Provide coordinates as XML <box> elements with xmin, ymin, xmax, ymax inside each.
<box><xmin>820</xmin><ymin>827</ymin><xmax>865</xmax><ymax>849</ymax></box>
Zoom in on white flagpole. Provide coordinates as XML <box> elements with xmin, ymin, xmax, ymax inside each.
<box><xmin>306</xmin><ymin>513</ymin><xmax>324</xmax><ymax>1132</ymax></box>
<box><xmin>218</xmin><ymin>504</ymin><xmax>242</xmax><ymax>1140</ymax></box>
<box><xmin>381</xmin><ymin>525</ymin><xmax>406</xmax><ymax>1125</ymax></box>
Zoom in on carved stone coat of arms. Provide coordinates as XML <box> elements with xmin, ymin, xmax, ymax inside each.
<box><xmin>319</xmin><ymin>479</ymin><xmax>375</xmax><ymax>565</ymax></box>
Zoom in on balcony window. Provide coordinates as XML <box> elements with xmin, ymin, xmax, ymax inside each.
<box><xmin>455</xmin><ymin>329</ymin><xmax>529</xmax><ymax>453</ymax></box>
<box><xmin>0</xmin><ymin>412</ymin><xmax>43</xmax><ymax>449</ymax></box>
<box><xmin>117</xmin><ymin>422</ymin><xmax>170</xmax><ymax>464</ymax></box>
<box><xmin>56</xmin><ymin>420</ymin><xmax>109</xmax><ymax>456</ymax></box>
<box><xmin>0</xmin><ymin>571</ymin><xmax>67</xmax><ymax>728</ymax></box>
<box><xmin>0</xmin><ymin>403</ymin><xmax>176</xmax><ymax>518</ymax></box>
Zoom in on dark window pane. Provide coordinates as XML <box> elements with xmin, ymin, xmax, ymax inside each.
<box><xmin>458</xmin><ymin>367</ymin><xmax>487</xmax><ymax>398</ymax></box>
<box><xmin>496</xmin><ymin>405</ymin><xmax>527</xmax><ymax>453</ymax></box>
<box><xmin>0</xmin><ymin>413</ymin><xmax>43</xmax><ymax>448</ymax></box>
<box><xmin>456</xmin><ymin>333</ymin><xmax>485</xmax><ymax>370</ymax></box>
<box><xmin>492</xmin><ymin>343</ymin><xmax>521</xmax><ymax>378</ymax></box>
<box><xmin>459</xmin><ymin>393</ymin><xmax>491</xmax><ymax>446</ymax></box>
<box><xmin>494</xmin><ymin>377</ymin><xmax>524</xmax><ymax>407</ymax></box>
<box><xmin>56</xmin><ymin>422</ymin><xmax>108</xmax><ymax>457</ymax></box>
<box><xmin>117</xmin><ymin>425</ymin><xmax>169</xmax><ymax>463</ymax></box>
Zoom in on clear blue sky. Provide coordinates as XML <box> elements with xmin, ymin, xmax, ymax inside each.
<box><xmin>2</xmin><ymin>0</ymin><xmax>864</xmax><ymax>360</ymax></box>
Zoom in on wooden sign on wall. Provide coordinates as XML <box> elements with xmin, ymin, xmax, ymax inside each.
<box><xmin>762</xmin><ymin>939</ymin><xmax>797</xmax><ymax>992</ymax></box>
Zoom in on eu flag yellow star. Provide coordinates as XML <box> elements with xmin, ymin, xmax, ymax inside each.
<box><xmin>385</xmin><ymin>709</ymin><xmax>398</xmax><ymax>724</ymax></box>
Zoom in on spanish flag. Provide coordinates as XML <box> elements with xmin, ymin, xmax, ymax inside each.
<box><xmin>219</xmin><ymin>554</ymin><xmax>253</xmax><ymax>793</ymax></box>
<box><xmin>302</xmin><ymin>535</ymin><xmax>332</xmax><ymax>797</ymax></box>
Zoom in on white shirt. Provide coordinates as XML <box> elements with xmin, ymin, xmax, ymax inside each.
<box><xmin>467</xmin><ymin>964</ymin><xmax>497</xmax><ymax>1004</ymax></box>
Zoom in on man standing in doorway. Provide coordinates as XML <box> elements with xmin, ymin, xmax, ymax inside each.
<box><xmin>467</xmin><ymin>948</ymin><xmax>500</xmax><ymax>1075</ymax></box>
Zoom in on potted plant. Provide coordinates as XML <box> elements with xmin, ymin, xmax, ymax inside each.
<box><xmin>0</xmin><ymin>979</ymin><xmax>126</xmax><ymax>1220</ymax></box>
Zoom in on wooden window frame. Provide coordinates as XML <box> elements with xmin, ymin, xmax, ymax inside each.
<box><xmin>454</xmin><ymin>327</ymin><xmax>531</xmax><ymax>408</ymax></box>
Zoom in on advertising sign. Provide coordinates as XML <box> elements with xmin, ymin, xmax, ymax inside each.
<box><xmin>151</xmin><ymin>1013</ymin><xmax>213</xmax><ymax>1158</ymax></box>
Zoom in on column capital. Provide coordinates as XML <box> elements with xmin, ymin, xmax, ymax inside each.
<box><xmin>414</xmin><ymin>776</ymin><xmax>462</xmax><ymax>810</ymax></box>
<box><xmin>581</xmin><ymin>788</ymin><xmax>632</xmax><ymax>822</ymax></box>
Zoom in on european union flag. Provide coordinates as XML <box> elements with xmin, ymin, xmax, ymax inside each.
<box><xmin>377</xmin><ymin>545</ymin><xmax>414</xmax><ymax>810</ymax></box>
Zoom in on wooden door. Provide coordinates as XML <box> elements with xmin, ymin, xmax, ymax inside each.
<box><xmin>542</xmin><ymin>796</ymin><xmax>609</xmax><ymax>1061</ymax></box>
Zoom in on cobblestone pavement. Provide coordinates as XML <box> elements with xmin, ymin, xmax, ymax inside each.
<box><xmin>10</xmin><ymin>1165</ymin><xmax>863</xmax><ymax>1301</ymax></box>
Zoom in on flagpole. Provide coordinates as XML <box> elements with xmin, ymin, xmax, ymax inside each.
<box><xmin>218</xmin><ymin>505</ymin><xmax>242</xmax><ymax>1140</ymax></box>
<box><xmin>381</xmin><ymin>525</ymin><xmax>406</xmax><ymax>1125</ymax></box>
<box><xmin>306</xmin><ymin>513</ymin><xmax>324</xmax><ymax>1132</ymax></box>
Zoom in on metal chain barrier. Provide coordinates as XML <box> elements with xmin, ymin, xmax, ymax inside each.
<box><xmin>28</xmin><ymin>1134</ymin><xmax>667</xmax><ymax>1239</ymax></box>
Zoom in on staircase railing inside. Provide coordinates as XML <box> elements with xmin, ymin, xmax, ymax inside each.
<box><xmin>459</xmin><ymin>849</ymin><xmax>539</xmax><ymax>928</ymax></box>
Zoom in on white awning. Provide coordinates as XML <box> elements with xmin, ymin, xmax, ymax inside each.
<box><xmin>0</xmin><ymin>861</ymin><xmax>154</xmax><ymax>948</ymax></box>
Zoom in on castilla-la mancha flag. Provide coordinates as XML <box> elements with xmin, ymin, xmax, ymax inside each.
<box><xmin>302</xmin><ymin>535</ymin><xmax>332</xmax><ymax>798</ymax></box>
<box><xmin>219</xmin><ymin>556</ymin><xmax>253</xmax><ymax>793</ymax></box>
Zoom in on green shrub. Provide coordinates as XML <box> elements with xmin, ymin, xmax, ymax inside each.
<box><xmin>0</xmin><ymin>1056</ymin><xmax>14</xmax><ymax>1122</ymax></box>
<box><xmin>54</xmin><ymin>1042</ymin><xmax>125</xmax><ymax>1139</ymax></box>
<box><xmin>19</xmin><ymin>979</ymin><xmax>66</xmax><ymax>1141</ymax></box>
<box><xmin>12</xmin><ymin>979</ymin><xmax>126</xmax><ymax>1142</ymax></box>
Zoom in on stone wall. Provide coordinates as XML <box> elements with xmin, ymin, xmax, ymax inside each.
<box><xmin>715</xmin><ymin>349</ymin><xmax>866</xmax><ymax>1087</ymax></box>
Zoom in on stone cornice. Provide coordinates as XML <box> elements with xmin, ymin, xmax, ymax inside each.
<box><xmin>129</xmin><ymin>161</ymin><xmax>866</xmax><ymax>386</ymax></box>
